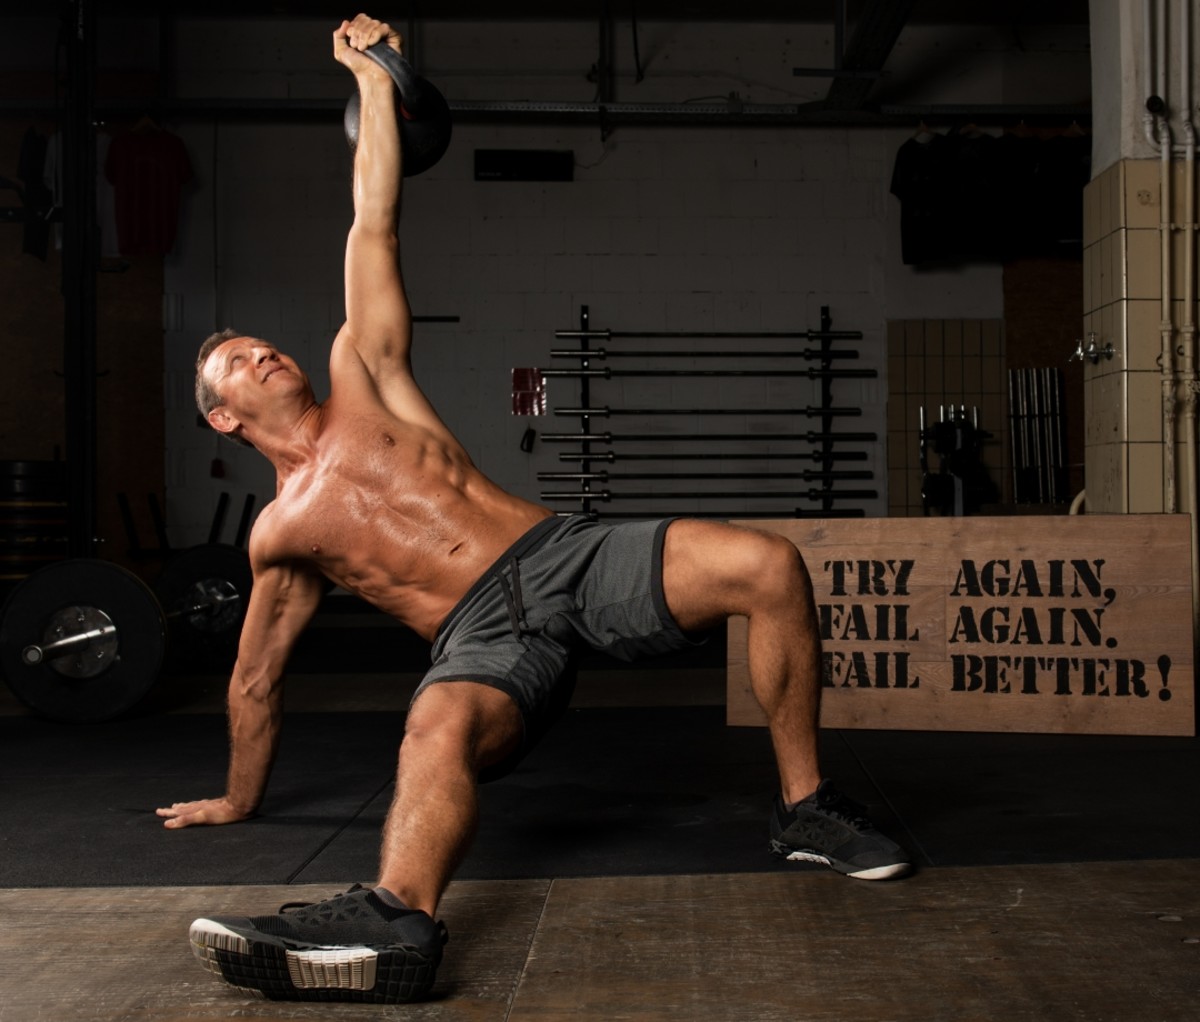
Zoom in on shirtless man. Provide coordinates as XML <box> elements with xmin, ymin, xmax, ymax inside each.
<box><xmin>160</xmin><ymin>13</ymin><xmax>910</xmax><ymax>1005</ymax></box>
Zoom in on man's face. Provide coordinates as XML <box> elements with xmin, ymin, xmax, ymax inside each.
<box><xmin>204</xmin><ymin>336</ymin><xmax>312</xmax><ymax>434</ymax></box>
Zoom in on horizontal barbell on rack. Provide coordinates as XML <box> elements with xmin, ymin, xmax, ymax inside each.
<box><xmin>539</xmin><ymin>431</ymin><xmax>878</xmax><ymax>443</ymax></box>
<box><xmin>579</xmin><ymin>508</ymin><xmax>868</xmax><ymax>520</ymax></box>
<box><xmin>540</xmin><ymin>489</ymin><xmax>879</xmax><ymax>502</ymax></box>
<box><xmin>553</xmin><ymin>406</ymin><xmax>862</xmax><ymax>418</ymax></box>
<box><xmin>0</xmin><ymin>544</ymin><xmax>252</xmax><ymax>723</ymax></box>
<box><xmin>555</xmin><ymin>450</ymin><xmax>871</xmax><ymax>462</ymax></box>
<box><xmin>552</xmin><ymin>329</ymin><xmax>864</xmax><ymax>341</ymax></box>
<box><xmin>537</xmin><ymin>470</ymin><xmax>874</xmax><ymax>482</ymax></box>
<box><xmin>549</xmin><ymin>348</ymin><xmax>859</xmax><ymax>360</ymax></box>
<box><xmin>539</xmin><ymin>367</ymin><xmax>876</xmax><ymax>379</ymax></box>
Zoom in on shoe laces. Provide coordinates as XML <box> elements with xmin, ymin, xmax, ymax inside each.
<box><xmin>813</xmin><ymin>787</ymin><xmax>873</xmax><ymax>829</ymax></box>
<box><xmin>278</xmin><ymin>883</ymin><xmax>366</xmax><ymax>914</ymax></box>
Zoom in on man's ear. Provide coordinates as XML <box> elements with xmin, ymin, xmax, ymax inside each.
<box><xmin>207</xmin><ymin>406</ymin><xmax>241</xmax><ymax>439</ymax></box>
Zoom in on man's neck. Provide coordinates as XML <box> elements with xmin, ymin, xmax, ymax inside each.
<box><xmin>246</xmin><ymin>401</ymin><xmax>324</xmax><ymax>476</ymax></box>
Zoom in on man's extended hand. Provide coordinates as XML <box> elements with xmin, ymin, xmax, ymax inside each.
<box><xmin>334</xmin><ymin>14</ymin><xmax>402</xmax><ymax>76</ymax></box>
<box><xmin>156</xmin><ymin>797</ymin><xmax>252</xmax><ymax>829</ymax></box>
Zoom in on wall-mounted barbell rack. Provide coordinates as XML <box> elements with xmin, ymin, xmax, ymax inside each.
<box><xmin>536</xmin><ymin>304</ymin><xmax>878</xmax><ymax>519</ymax></box>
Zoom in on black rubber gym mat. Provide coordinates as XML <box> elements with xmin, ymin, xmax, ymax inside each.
<box><xmin>0</xmin><ymin>710</ymin><xmax>403</xmax><ymax>887</ymax></box>
<box><xmin>295</xmin><ymin>705</ymin><xmax>852</xmax><ymax>883</ymax></box>
<box><xmin>1</xmin><ymin>705</ymin><xmax>1197</xmax><ymax>888</ymax></box>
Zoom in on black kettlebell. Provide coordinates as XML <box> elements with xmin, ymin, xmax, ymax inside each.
<box><xmin>343</xmin><ymin>42</ymin><xmax>452</xmax><ymax>177</ymax></box>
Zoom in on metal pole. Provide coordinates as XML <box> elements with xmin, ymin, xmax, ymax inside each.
<box><xmin>579</xmin><ymin>306</ymin><xmax>592</xmax><ymax>516</ymax></box>
<box><xmin>63</xmin><ymin>0</ymin><xmax>98</xmax><ymax>558</ymax></box>
<box><xmin>819</xmin><ymin>305</ymin><xmax>835</xmax><ymax>513</ymax></box>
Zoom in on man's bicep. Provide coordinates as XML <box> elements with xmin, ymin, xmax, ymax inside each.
<box><xmin>236</xmin><ymin>561</ymin><xmax>325</xmax><ymax>677</ymax></box>
<box><xmin>344</xmin><ymin>223</ymin><xmax>411</xmax><ymax>360</ymax></box>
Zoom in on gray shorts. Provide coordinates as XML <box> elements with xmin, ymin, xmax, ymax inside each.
<box><xmin>413</xmin><ymin>515</ymin><xmax>700</xmax><ymax>775</ymax></box>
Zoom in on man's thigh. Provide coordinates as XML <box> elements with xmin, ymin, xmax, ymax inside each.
<box><xmin>660</xmin><ymin>518</ymin><xmax>802</xmax><ymax>630</ymax></box>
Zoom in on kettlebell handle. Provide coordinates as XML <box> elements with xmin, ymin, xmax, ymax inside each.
<box><xmin>362</xmin><ymin>41</ymin><xmax>428</xmax><ymax>117</ymax></box>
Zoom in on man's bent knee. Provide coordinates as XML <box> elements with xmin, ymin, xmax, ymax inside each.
<box><xmin>752</xmin><ymin>531</ymin><xmax>813</xmax><ymax>602</ymax></box>
<box><xmin>404</xmin><ymin>680</ymin><xmax>523</xmax><ymax>775</ymax></box>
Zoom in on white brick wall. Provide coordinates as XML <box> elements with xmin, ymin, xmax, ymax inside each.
<box><xmin>157</xmin><ymin>15</ymin><xmax>1088</xmax><ymax>542</ymax></box>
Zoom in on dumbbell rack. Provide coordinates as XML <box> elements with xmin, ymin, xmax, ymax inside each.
<box><xmin>535</xmin><ymin>304</ymin><xmax>878</xmax><ymax>520</ymax></box>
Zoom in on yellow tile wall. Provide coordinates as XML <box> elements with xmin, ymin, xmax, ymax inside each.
<box><xmin>1081</xmin><ymin>158</ymin><xmax>1195</xmax><ymax>514</ymax></box>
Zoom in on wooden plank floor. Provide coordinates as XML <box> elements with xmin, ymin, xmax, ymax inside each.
<box><xmin>3</xmin><ymin>861</ymin><xmax>1197</xmax><ymax>1022</ymax></box>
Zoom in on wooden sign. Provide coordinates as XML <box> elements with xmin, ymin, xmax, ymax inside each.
<box><xmin>727</xmin><ymin>515</ymin><xmax>1194</xmax><ymax>736</ymax></box>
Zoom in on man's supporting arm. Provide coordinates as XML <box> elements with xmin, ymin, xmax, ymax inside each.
<box><xmin>157</xmin><ymin>561</ymin><xmax>323</xmax><ymax>829</ymax></box>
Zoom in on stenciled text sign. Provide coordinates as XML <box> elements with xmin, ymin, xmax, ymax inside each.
<box><xmin>727</xmin><ymin>515</ymin><xmax>1194</xmax><ymax>735</ymax></box>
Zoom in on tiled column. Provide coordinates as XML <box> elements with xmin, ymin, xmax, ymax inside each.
<box><xmin>1082</xmin><ymin>159</ymin><xmax>1194</xmax><ymax>513</ymax></box>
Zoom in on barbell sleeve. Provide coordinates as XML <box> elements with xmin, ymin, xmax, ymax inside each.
<box><xmin>22</xmin><ymin>622</ymin><xmax>118</xmax><ymax>666</ymax></box>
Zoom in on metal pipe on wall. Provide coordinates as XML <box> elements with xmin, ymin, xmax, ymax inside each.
<box><xmin>1143</xmin><ymin>0</ymin><xmax>1200</xmax><ymax>636</ymax></box>
<box><xmin>1177</xmin><ymin>0</ymin><xmax>1199</xmax><ymax>635</ymax></box>
<box><xmin>1143</xmin><ymin>0</ymin><xmax>1161</xmax><ymax>149</ymax></box>
<box><xmin>1156</xmin><ymin>0</ymin><xmax>1177</xmax><ymax>514</ymax></box>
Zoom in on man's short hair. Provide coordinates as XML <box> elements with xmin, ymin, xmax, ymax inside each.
<box><xmin>195</xmin><ymin>327</ymin><xmax>251</xmax><ymax>446</ymax></box>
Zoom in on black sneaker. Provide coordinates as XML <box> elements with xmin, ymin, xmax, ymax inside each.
<box><xmin>769</xmin><ymin>780</ymin><xmax>912</xmax><ymax>881</ymax></box>
<box><xmin>188</xmin><ymin>885</ymin><xmax>448</xmax><ymax>1003</ymax></box>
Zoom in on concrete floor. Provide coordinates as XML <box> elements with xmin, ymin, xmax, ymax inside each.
<box><xmin>2</xmin><ymin>861</ymin><xmax>1198</xmax><ymax>1022</ymax></box>
<box><xmin>1</xmin><ymin>670</ymin><xmax>1198</xmax><ymax>1020</ymax></box>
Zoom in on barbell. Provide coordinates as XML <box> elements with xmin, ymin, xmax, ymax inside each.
<box><xmin>0</xmin><ymin>543</ymin><xmax>252</xmax><ymax>723</ymax></box>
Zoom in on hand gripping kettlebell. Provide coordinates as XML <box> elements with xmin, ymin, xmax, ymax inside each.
<box><xmin>343</xmin><ymin>42</ymin><xmax>452</xmax><ymax>177</ymax></box>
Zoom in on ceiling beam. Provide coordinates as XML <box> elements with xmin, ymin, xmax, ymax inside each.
<box><xmin>823</xmin><ymin>0</ymin><xmax>916</xmax><ymax>110</ymax></box>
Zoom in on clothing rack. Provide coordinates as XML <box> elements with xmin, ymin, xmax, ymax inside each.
<box><xmin>536</xmin><ymin>305</ymin><xmax>877</xmax><ymax>519</ymax></box>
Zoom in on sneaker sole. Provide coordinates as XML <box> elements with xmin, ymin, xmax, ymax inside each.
<box><xmin>189</xmin><ymin>918</ymin><xmax>440</xmax><ymax>1003</ymax></box>
<box><xmin>769</xmin><ymin>840</ymin><xmax>912</xmax><ymax>881</ymax></box>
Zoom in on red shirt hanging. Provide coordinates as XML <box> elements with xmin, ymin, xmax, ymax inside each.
<box><xmin>104</xmin><ymin>125</ymin><xmax>193</xmax><ymax>257</ymax></box>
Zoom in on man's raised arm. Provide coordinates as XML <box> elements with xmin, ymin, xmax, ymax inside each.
<box><xmin>333</xmin><ymin>15</ymin><xmax>411</xmax><ymax>369</ymax></box>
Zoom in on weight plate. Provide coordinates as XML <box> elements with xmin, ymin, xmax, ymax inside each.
<box><xmin>155</xmin><ymin>543</ymin><xmax>252</xmax><ymax>671</ymax></box>
<box><xmin>0</xmin><ymin>559</ymin><xmax>167</xmax><ymax>723</ymax></box>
